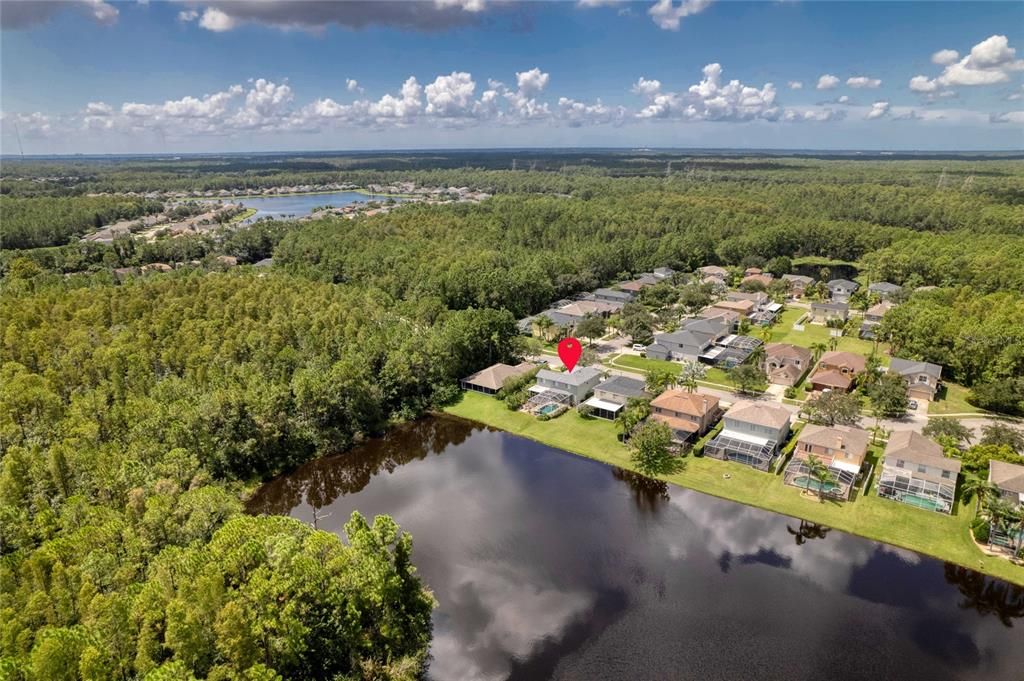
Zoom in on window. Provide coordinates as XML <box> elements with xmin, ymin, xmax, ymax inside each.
<box><xmin>941</xmin><ymin>470</ymin><xmax>951</xmax><ymax>479</ymax></box>
<box><xmin>896</xmin><ymin>459</ymin><xmax>904</xmax><ymax>468</ymax></box>
<box><xmin>917</xmin><ymin>464</ymin><xmax>927</xmax><ymax>474</ymax></box>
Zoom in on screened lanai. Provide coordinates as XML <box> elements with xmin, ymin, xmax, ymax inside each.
<box><xmin>784</xmin><ymin>459</ymin><xmax>859</xmax><ymax>499</ymax></box>
<box><xmin>705</xmin><ymin>433</ymin><xmax>778</xmax><ymax>471</ymax></box>
<box><xmin>877</xmin><ymin>469</ymin><xmax>955</xmax><ymax>514</ymax></box>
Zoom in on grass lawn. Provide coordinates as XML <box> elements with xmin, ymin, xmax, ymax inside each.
<box><xmin>928</xmin><ymin>382</ymin><xmax>986</xmax><ymax>415</ymax></box>
<box><xmin>445</xmin><ymin>390</ymin><xmax>1024</xmax><ymax>585</ymax></box>
<box><xmin>767</xmin><ymin>308</ymin><xmax>884</xmax><ymax>357</ymax></box>
<box><xmin>228</xmin><ymin>207</ymin><xmax>258</xmax><ymax>224</ymax></box>
<box><xmin>608</xmin><ymin>354</ymin><xmax>735</xmax><ymax>387</ymax></box>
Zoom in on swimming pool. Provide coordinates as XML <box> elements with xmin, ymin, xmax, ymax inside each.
<box><xmin>538</xmin><ymin>404</ymin><xmax>560</xmax><ymax>415</ymax></box>
<box><xmin>792</xmin><ymin>476</ymin><xmax>841</xmax><ymax>495</ymax></box>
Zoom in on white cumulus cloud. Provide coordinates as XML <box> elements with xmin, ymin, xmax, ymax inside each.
<box><xmin>866</xmin><ymin>101</ymin><xmax>891</xmax><ymax>120</ymax></box>
<box><xmin>787</xmin><ymin>81</ymin><xmax>804</xmax><ymax>90</ymax></box>
<box><xmin>816</xmin><ymin>74</ymin><xmax>840</xmax><ymax>90</ymax></box>
<box><xmin>648</xmin><ymin>0</ymin><xmax>713</xmax><ymax>31</ymax></box>
<box><xmin>847</xmin><ymin>76</ymin><xmax>881</xmax><ymax>89</ymax></box>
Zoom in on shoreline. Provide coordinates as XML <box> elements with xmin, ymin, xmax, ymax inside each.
<box><xmin>442</xmin><ymin>392</ymin><xmax>1024</xmax><ymax>586</ymax></box>
<box><xmin>181</xmin><ymin>187</ymin><xmax>419</xmax><ymax>201</ymax></box>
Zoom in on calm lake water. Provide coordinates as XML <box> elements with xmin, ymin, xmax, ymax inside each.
<box><xmin>240</xmin><ymin>191</ymin><xmax>394</xmax><ymax>221</ymax></box>
<box><xmin>248</xmin><ymin>417</ymin><xmax>1024</xmax><ymax>681</ymax></box>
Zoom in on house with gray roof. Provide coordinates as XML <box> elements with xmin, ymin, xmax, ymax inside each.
<box><xmin>653</xmin><ymin>267</ymin><xmax>676</xmax><ymax>279</ymax></box>
<box><xmin>534</xmin><ymin>366</ymin><xmax>604</xmax><ymax>406</ymax></box>
<box><xmin>827</xmin><ymin>279</ymin><xmax>859</xmax><ymax>303</ymax></box>
<box><xmin>809</xmin><ymin>301</ymin><xmax>849</xmax><ymax>323</ymax></box>
<box><xmin>889</xmin><ymin>357</ymin><xmax>942</xmax><ymax>402</ymax></box>
<box><xmin>593</xmin><ymin>288</ymin><xmax>635</xmax><ymax>304</ymax></box>
<box><xmin>868</xmin><ymin>281</ymin><xmax>903</xmax><ymax>299</ymax></box>
<box><xmin>646</xmin><ymin>328</ymin><xmax>716</xmax><ymax>362</ymax></box>
<box><xmin>583</xmin><ymin>375</ymin><xmax>650</xmax><ymax>419</ymax></box>
<box><xmin>781</xmin><ymin>274</ymin><xmax>814</xmax><ymax>296</ymax></box>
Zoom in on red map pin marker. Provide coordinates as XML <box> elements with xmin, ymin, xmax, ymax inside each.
<box><xmin>557</xmin><ymin>337</ymin><xmax>583</xmax><ymax>373</ymax></box>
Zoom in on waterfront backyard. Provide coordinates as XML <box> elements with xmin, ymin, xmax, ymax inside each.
<box><xmin>445</xmin><ymin>390</ymin><xmax>1024</xmax><ymax>585</ymax></box>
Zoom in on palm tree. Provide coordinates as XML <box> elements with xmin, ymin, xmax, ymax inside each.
<box><xmin>804</xmin><ymin>454</ymin><xmax>837</xmax><ymax>502</ymax></box>
<box><xmin>534</xmin><ymin>314</ymin><xmax>553</xmax><ymax>341</ymax></box>
<box><xmin>809</xmin><ymin>342</ymin><xmax>828</xmax><ymax>363</ymax></box>
<box><xmin>961</xmin><ymin>477</ymin><xmax>1000</xmax><ymax>505</ymax></box>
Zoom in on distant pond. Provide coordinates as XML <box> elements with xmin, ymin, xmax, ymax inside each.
<box><xmin>248</xmin><ymin>417</ymin><xmax>1024</xmax><ymax>681</ymax></box>
<box><xmin>793</xmin><ymin>262</ymin><xmax>860</xmax><ymax>282</ymax></box>
<box><xmin>239</xmin><ymin>190</ymin><xmax>396</xmax><ymax>222</ymax></box>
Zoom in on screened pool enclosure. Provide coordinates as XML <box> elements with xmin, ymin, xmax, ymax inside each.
<box><xmin>877</xmin><ymin>469</ymin><xmax>955</xmax><ymax>514</ymax></box>
<box><xmin>705</xmin><ymin>433</ymin><xmax>778</xmax><ymax>471</ymax></box>
<box><xmin>784</xmin><ymin>459</ymin><xmax>859</xmax><ymax>499</ymax></box>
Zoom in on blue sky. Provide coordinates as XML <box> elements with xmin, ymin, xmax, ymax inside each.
<box><xmin>2</xmin><ymin>1</ymin><xmax>1022</xmax><ymax>153</ymax></box>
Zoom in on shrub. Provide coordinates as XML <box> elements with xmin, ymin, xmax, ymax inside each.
<box><xmin>784</xmin><ymin>387</ymin><xmax>797</xmax><ymax>399</ymax></box>
<box><xmin>577</xmin><ymin>403</ymin><xmax>595</xmax><ymax>418</ymax></box>
<box><xmin>971</xmin><ymin>519</ymin><xmax>991</xmax><ymax>544</ymax></box>
<box><xmin>504</xmin><ymin>389</ymin><xmax>529</xmax><ymax>410</ymax></box>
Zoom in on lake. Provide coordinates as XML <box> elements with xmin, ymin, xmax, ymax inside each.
<box><xmin>248</xmin><ymin>417</ymin><xmax>1024</xmax><ymax>681</ymax></box>
<box><xmin>240</xmin><ymin>190</ymin><xmax>395</xmax><ymax>221</ymax></box>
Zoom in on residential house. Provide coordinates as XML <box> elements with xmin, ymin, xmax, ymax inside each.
<box><xmin>583</xmin><ymin>375</ymin><xmax>650</xmax><ymax>420</ymax></box>
<box><xmin>461</xmin><ymin>362</ymin><xmax>536</xmax><ymax>396</ymax></box>
<box><xmin>987</xmin><ymin>460</ymin><xmax>1024</xmax><ymax>550</ymax></box>
<box><xmin>860</xmin><ymin>300</ymin><xmax>895</xmax><ymax>339</ymax></box>
<box><xmin>809</xmin><ymin>301</ymin><xmax>849</xmax><ymax>323</ymax></box>
<box><xmin>705</xmin><ymin>401</ymin><xmax>792</xmax><ymax>471</ymax></box>
<box><xmin>877</xmin><ymin>431</ymin><xmax>960</xmax><ymax>513</ymax></box>
<box><xmin>593</xmin><ymin>288</ymin><xmax>635</xmax><ymax>304</ymax></box>
<box><xmin>711</xmin><ymin>299</ymin><xmax>755</xmax><ymax>318</ymax></box>
<box><xmin>726</xmin><ymin>291</ymin><xmax>769</xmax><ymax>308</ymax></box>
<box><xmin>763</xmin><ymin>343</ymin><xmax>813</xmax><ymax>386</ymax></box>
<box><xmin>741</xmin><ymin>273</ymin><xmax>774</xmax><ymax>288</ymax></box>
<box><xmin>650</xmin><ymin>389</ymin><xmax>722</xmax><ymax>442</ymax></box>
<box><xmin>827</xmin><ymin>279</ymin><xmax>859</xmax><ymax>303</ymax></box>
<box><xmin>744</xmin><ymin>267</ymin><xmax>763</xmax><ymax>277</ymax></box>
<box><xmin>697</xmin><ymin>307</ymin><xmax>741</xmax><ymax>330</ymax></box>
<box><xmin>989</xmin><ymin>460</ymin><xmax>1024</xmax><ymax>507</ymax></box>
<box><xmin>533</xmin><ymin>367</ymin><xmax>604</xmax><ymax>406</ymax></box>
<box><xmin>619</xmin><ymin>274</ymin><xmax>661</xmax><ymax>293</ymax></box>
<box><xmin>783</xmin><ymin>424</ymin><xmax>871</xmax><ymax>499</ymax></box>
<box><xmin>645</xmin><ymin>316</ymin><xmax>730</xmax><ymax>362</ymax></box>
<box><xmin>868</xmin><ymin>282</ymin><xmax>903</xmax><ymax>299</ymax></box>
<box><xmin>809</xmin><ymin>351</ymin><xmax>866</xmax><ymax>393</ymax></box>
<box><xmin>141</xmin><ymin>262</ymin><xmax>173</xmax><ymax>274</ymax></box>
<box><xmin>653</xmin><ymin>267</ymin><xmax>676</xmax><ymax>279</ymax></box>
<box><xmin>781</xmin><ymin>274</ymin><xmax>814</xmax><ymax>297</ymax></box>
<box><xmin>526</xmin><ymin>309</ymin><xmax>579</xmax><ymax>339</ymax></box>
<box><xmin>888</xmin><ymin>358</ymin><xmax>942</xmax><ymax>402</ymax></box>
<box><xmin>698</xmin><ymin>265</ymin><xmax>729</xmax><ymax>280</ymax></box>
<box><xmin>557</xmin><ymin>299</ymin><xmax>619</xmax><ymax>319</ymax></box>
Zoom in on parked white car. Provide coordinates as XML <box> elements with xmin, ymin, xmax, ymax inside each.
<box><xmin>632</xmin><ymin>343</ymin><xmax>646</xmax><ymax>351</ymax></box>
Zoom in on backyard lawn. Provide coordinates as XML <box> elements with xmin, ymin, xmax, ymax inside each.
<box><xmin>928</xmin><ymin>382</ymin><xmax>985</xmax><ymax>415</ymax></box>
<box><xmin>608</xmin><ymin>353</ymin><xmax>735</xmax><ymax>387</ymax></box>
<box><xmin>445</xmin><ymin>390</ymin><xmax>1024</xmax><ymax>586</ymax></box>
<box><xmin>766</xmin><ymin>308</ymin><xmax>885</xmax><ymax>358</ymax></box>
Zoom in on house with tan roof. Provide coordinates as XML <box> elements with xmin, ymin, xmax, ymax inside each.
<box><xmin>705</xmin><ymin>400</ymin><xmax>791</xmax><ymax>471</ymax></box>
<box><xmin>650</xmin><ymin>389</ymin><xmax>722</xmax><ymax>442</ymax></box>
<box><xmin>741</xmin><ymin>273</ymin><xmax>774</xmax><ymax>288</ymax></box>
<box><xmin>809</xmin><ymin>301</ymin><xmax>849</xmax><ymax>323</ymax></box>
<box><xmin>860</xmin><ymin>300</ymin><xmax>895</xmax><ymax>339</ymax></box>
<box><xmin>808</xmin><ymin>351</ymin><xmax>866</xmax><ymax>393</ymax></box>
<box><xmin>461</xmin><ymin>362</ymin><xmax>536</xmax><ymax>396</ymax></box>
<box><xmin>877</xmin><ymin>431</ymin><xmax>960</xmax><ymax>513</ymax></box>
<box><xmin>783</xmin><ymin>424</ymin><xmax>870</xmax><ymax>499</ymax></box>
<box><xmin>711</xmin><ymin>299</ymin><xmax>755</xmax><ymax>317</ymax></box>
<box><xmin>781</xmin><ymin>274</ymin><xmax>814</xmax><ymax>297</ymax></box>
<box><xmin>989</xmin><ymin>460</ymin><xmax>1024</xmax><ymax>506</ymax></box>
<box><xmin>698</xmin><ymin>265</ymin><xmax>729</xmax><ymax>280</ymax></box>
<box><xmin>763</xmin><ymin>343</ymin><xmax>813</xmax><ymax>387</ymax></box>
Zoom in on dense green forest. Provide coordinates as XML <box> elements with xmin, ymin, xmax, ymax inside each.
<box><xmin>2</xmin><ymin>152</ymin><xmax>1024</xmax><ymax>678</ymax></box>
<box><xmin>0</xmin><ymin>272</ymin><xmax>519</xmax><ymax>679</ymax></box>
<box><xmin>1</xmin><ymin>196</ymin><xmax>163</xmax><ymax>250</ymax></box>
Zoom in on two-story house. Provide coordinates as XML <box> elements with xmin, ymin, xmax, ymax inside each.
<box><xmin>781</xmin><ymin>274</ymin><xmax>814</xmax><ymax>297</ymax></box>
<box><xmin>697</xmin><ymin>265</ymin><xmax>729</xmax><ymax>281</ymax></box>
<box><xmin>809</xmin><ymin>350</ymin><xmax>867</xmax><ymax>393</ymax></box>
<box><xmin>783</xmin><ymin>424</ymin><xmax>870</xmax><ymax>499</ymax></box>
<box><xmin>534</xmin><ymin>366</ymin><xmax>604</xmax><ymax>406</ymax></box>
<box><xmin>763</xmin><ymin>343</ymin><xmax>813</xmax><ymax>387</ymax></box>
<box><xmin>645</xmin><ymin>316</ymin><xmax>730</xmax><ymax>362</ymax></box>
<box><xmin>582</xmin><ymin>375</ymin><xmax>650</xmax><ymax>420</ymax></box>
<box><xmin>649</xmin><ymin>389</ymin><xmax>721</xmax><ymax>442</ymax></box>
<box><xmin>877</xmin><ymin>431</ymin><xmax>960</xmax><ymax>514</ymax></box>
<box><xmin>859</xmin><ymin>300</ymin><xmax>894</xmax><ymax>339</ymax></box>
<box><xmin>809</xmin><ymin>301</ymin><xmax>849</xmax><ymax>324</ymax></box>
<box><xmin>868</xmin><ymin>281</ymin><xmax>903</xmax><ymax>300</ymax></box>
<box><xmin>888</xmin><ymin>358</ymin><xmax>942</xmax><ymax>402</ymax></box>
<box><xmin>987</xmin><ymin>460</ymin><xmax>1024</xmax><ymax>551</ymax></box>
<box><xmin>705</xmin><ymin>401</ymin><xmax>792</xmax><ymax>471</ymax></box>
<box><xmin>593</xmin><ymin>288</ymin><xmax>635</xmax><ymax>304</ymax></box>
<box><xmin>827</xmin><ymin>279</ymin><xmax>859</xmax><ymax>303</ymax></box>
